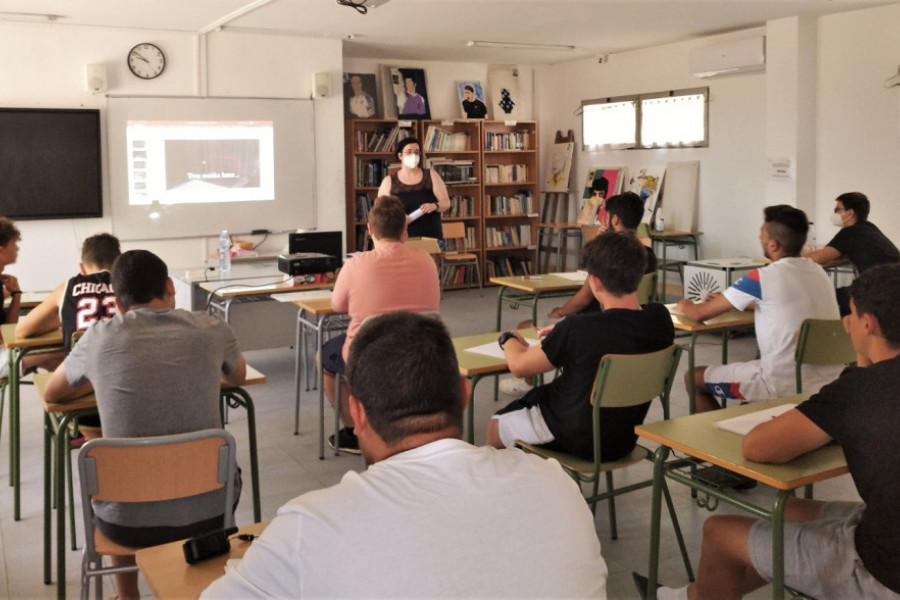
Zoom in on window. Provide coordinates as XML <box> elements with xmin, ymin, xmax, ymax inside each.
<box><xmin>582</xmin><ymin>87</ymin><xmax>708</xmax><ymax>150</ymax></box>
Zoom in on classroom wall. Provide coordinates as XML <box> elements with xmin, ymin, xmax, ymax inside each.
<box><xmin>535</xmin><ymin>3</ymin><xmax>900</xmax><ymax>261</ymax></box>
<box><xmin>0</xmin><ymin>22</ymin><xmax>344</xmax><ymax>291</ymax></box>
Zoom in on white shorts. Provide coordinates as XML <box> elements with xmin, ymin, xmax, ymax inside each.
<box><xmin>492</xmin><ymin>404</ymin><xmax>555</xmax><ymax>449</ymax></box>
<box><xmin>0</xmin><ymin>347</ymin><xmax>8</xmax><ymax>379</ymax></box>
<box><xmin>704</xmin><ymin>359</ymin><xmax>772</xmax><ymax>402</ymax></box>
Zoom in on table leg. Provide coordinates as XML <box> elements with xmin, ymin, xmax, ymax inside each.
<box><xmin>317</xmin><ymin>318</ymin><xmax>327</xmax><ymax>460</ymax></box>
<box><xmin>294</xmin><ymin>311</ymin><xmax>304</xmax><ymax>434</ymax></box>
<box><xmin>7</xmin><ymin>347</ymin><xmax>16</xmax><ymax>491</ymax></box>
<box><xmin>222</xmin><ymin>388</ymin><xmax>261</xmax><ymax>523</ymax></box>
<box><xmin>43</xmin><ymin>412</ymin><xmax>52</xmax><ymax>585</ymax></box>
<box><xmin>464</xmin><ymin>374</ymin><xmax>485</xmax><ymax>444</ymax></box>
<box><xmin>646</xmin><ymin>445</ymin><xmax>670</xmax><ymax>600</ymax></box>
<box><xmin>771</xmin><ymin>490</ymin><xmax>791</xmax><ymax>599</ymax></box>
<box><xmin>10</xmin><ymin>347</ymin><xmax>23</xmax><ymax>520</ymax></box>
<box><xmin>660</xmin><ymin>240</ymin><xmax>669</xmax><ymax>302</ymax></box>
<box><xmin>495</xmin><ymin>287</ymin><xmax>504</xmax><ymax>332</ymax></box>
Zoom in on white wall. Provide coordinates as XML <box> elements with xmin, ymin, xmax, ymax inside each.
<box><xmin>0</xmin><ymin>22</ymin><xmax>344</xmax><ymax>290</ymax></box>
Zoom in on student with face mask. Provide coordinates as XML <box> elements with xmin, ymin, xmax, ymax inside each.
<box><xmin>377</xmin><ymin>137</ymin><xmax>450</xmax><ymax>240</ymax></box>
<box><xmin>805</xmin><ymin>192</ymin><xmax>900</xmax><ymax>315</ymax></box>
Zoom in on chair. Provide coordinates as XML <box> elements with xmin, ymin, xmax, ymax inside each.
<box><xmin>78</xmin><ymin>429</ymin><xmax>237</xmax><ymax>600</ymax></box>
<box><xmin>637</xmin><ymin>271</ymin><xmax>658</xmax><ymax>305</ymax></box>
<box><xmin>795</xmin><ymin>318</ymin><xmax>856</xmax><ymax>393</ymax></box>
<box><xmin>515</xmin><ymin>344</ymin><xmax>693</xmax><ymax>579</ymax></box>
<box><xmin>440</xmin><ymin>221</ymin><xmax>481</xmax><ymax>290</ymax></box>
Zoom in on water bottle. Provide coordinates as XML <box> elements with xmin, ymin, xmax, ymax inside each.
<box><xmin>218</xmin><ymin>230</ymin><xmax>231</xmax><ymax>275</ymax></box>
<box><xmin>655</xmin><ymin>215</ymin><xmax>665</xmax><ymax>233</ymax></box>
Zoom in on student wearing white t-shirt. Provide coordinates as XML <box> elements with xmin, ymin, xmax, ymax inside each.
<box><xmin>674</xmin><ymin>205</ymin><xmax>842</xmax><ymax>414</ymax></box>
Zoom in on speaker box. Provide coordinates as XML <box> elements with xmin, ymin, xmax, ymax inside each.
<box><xmin>85</xmin><ymin>64</ymin><xmax>108</xmax><ymax>94</ymax></box>
<box><xmin>313</xmin><ymin>72</ymin><xmax>330</xmax><ymax>98</ymax></box>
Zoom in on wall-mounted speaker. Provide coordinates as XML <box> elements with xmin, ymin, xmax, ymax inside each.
<box><xmin>313</xmin><ymin>72</ymin><xmax>330</xmax><ymax>98</ymax></box>
<box><xmin>85</xmin><ymin>64</ymin><xmax>108</xmax><ymax>94</ymax></box>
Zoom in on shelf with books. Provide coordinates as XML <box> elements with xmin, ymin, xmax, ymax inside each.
<box><xmin>345</xmin><ymin>119</ymin><xmax>419</xmax><ymax>253</ymax></box>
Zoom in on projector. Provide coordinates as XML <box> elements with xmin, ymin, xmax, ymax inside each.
<box><xmin>277</xmin><ymin>253</ymin><xmax>340</xmax><ymax>277</ymax></box>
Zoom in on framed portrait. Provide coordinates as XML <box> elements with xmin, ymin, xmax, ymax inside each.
<box><xmin>389</xmin><ymin>67</ymin><xmax>431</xmax><ymax>120</ymax></box>
<box><xmin>343</xmin><ymin>73</ymin><xmax>379</xmax><ymax>119</ymax></box>
<box><xmin>457</xmin><ymin>81</ymin><xmax>488</xmax><ymax>119</ymax></box>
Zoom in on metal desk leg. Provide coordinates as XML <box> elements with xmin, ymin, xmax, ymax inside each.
<box><xmin>294</xmin><ymin>311</ymin><xmax>304</xmax><ymax>435</ymax></box>
<box><xmin>10</xmin><ymin>347</ymin><xmax>23</xmax><ymax>520</ymax></box>
<box><xmin>43</xmin><ymin>412</ymin><xmax>52</xmax><ymax>584</ymax></box>
<box><xmin>495</xmin><ymin>286</ymin><xmax>505</xmax><ymax>331</ymax></box>
<box><xmin>660</xmin><ymin>240</ymin><xmax>669</xmax><ymax>302</ymax></box>
<box><xmin>464</xmin><ymin>374</ymin><xmax>485</xmax><ymax>444</ymax></box>
<box><xmin>646</xmin><ymin>445</ymin><xmax>671</xmax><ymax>600</ymax></box>
<box><xmin>222</xmin><ymin>388</ymin><xmax>261</xmax><ymax>523</ymax></box>
<box><xmin>771</xmin><ymin>490</ymin><xmax>791</xmax><ymax>599</ymax></box>
<box><xmin>316</xmin><ymin>317</ymin><xmax>327</xmax><ymax>459</ymax></box>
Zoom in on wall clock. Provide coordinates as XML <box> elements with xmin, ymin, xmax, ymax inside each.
<box><xmin>127</xmin><ymin>43</ymin><xmax>166</xmax><ymax>80</ymax></box>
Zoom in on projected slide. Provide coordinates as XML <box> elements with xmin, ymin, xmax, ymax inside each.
<box><xmin>126</xmin><ymin>120</ymin><xmax>275</xmax><ymax>205</ymax></box>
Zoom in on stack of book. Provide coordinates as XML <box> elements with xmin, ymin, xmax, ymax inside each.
<box><xmin>484</xmin><ymin>164</ymin><xmax>527</xmax><ymax>183</ymax></box>
<box><xmin>356</xmin><ymin>126</ymin><xmax>413</xmax><ymax>153</ymax></box>
<box><xmin>485</xmin><ymin>225</ymin><xmax>532</xmax><ymax>248</ymax></box>
<box><xmin>441</xmin><ymin>264</ymin><xmax>480</xmax><ymax>287</ymax></box>
<box><xmin>428</xmin><ymin>158</ymin><xmax>476</xmax><ymax>184</ymax></box>
<box><xmin>447</xmin><ymin>194</ymin><xmax>474</xmax><ymax>217</ymax></box>
<box><xmin>485</xmin><ymin>255</ymin><xmax>531</xmax><ymax>277</ymax></box>
<box><xmin>484</xmin><ymin>130</ymin><xmax>531</xmax><ymax>151</ymax></box>
<box><xmin>355</xmin><ymin>158</ymin><xmax>398</xmax><ymax>187</ymax></box>
<box><xmin>423</xmin><ymin>125</ymin><xmax>469</xmax><ymax>151</ymax></box>
<box><xmin>486</xmin><ymin>191</ymin><xmax>535</xmax><ymax>215</ymax></box>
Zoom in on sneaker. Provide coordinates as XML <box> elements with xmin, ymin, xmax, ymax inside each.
<box><xmin>327</xmin><ymin>427</ymin><xmax>361</xmax><ymax>455</ymax></box>
<box><xmin>499</xmin><ymin>378</ymin><xmax>533</xmax><ymax>396</ymax></box>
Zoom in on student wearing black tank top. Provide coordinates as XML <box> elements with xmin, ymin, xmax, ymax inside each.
<box><xmin>377</xmin><ymin>137</ymin><xmax>451</xmax><ymax>240</ymax></box>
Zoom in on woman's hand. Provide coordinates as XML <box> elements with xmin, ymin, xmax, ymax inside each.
<box><xmin>419</xmin><ymin>202</ymin><xmax>439</xmax><ymax>214</ymax></box>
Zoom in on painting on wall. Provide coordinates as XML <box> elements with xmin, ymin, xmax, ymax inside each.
<box><xmin>577</xmin><ymin>167</ymin><xmax>625</xmax><ymax>225</ymax></box>
<box><xmin>388</xmin><ymin>67</ymin><xmax>431</xmax><ymax>119</ymax></box>
<box><xmin>343</xmin><ymin>73</ymin><xmax>379</xmax><ymax>119</ymax></box>
<box><xmin>457</xmin><ymin>81</ymin><xmax>488</xmax><ymax>119</ymax></box>
<box><xmin>544</xmin><ymin>142</ymin><xmax>575</xmax><ymax>192</ymax></box>
<box><xmin>487</xmin><ymin>64</ymin><xmax>522</xmax><ymax>120</ymax></box>
<box><xmin>627</xmin><ymin>167</ymin><xmax>666</xmax><ymax>224</ymax></box>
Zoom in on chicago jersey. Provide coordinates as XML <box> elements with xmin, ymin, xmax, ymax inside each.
<box><xmin>59</xmin><ymin>271</ymin><xmax>117</xmax><ymax>353</ymax></box>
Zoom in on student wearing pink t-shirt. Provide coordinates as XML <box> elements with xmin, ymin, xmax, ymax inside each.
<box><xmin>320</xmin><ymin>196</ymin><xmax>440</xmax><ymax>454</ymax></box>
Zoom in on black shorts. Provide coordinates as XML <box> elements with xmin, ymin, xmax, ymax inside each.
<box><xmin>321</xmin><ymin>334</ymin><xmax>347</xmax><ymax>375</ymax></box>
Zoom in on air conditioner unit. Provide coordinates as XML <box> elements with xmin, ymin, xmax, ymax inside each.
<box><xmin>690</xmin><ymin>36</ymin><xmax>766</xmax><ymax>78</ymax></box>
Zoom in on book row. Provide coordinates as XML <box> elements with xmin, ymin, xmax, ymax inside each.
<box><xmin>485</xmin><ymin>225</ymin><xmax>533</xmax><ymax>248</ymax></box>
<box><xmin>484</xmin><ymin>131</ymin><xmax>532</xmax><ymax>151</ymax></box>
<box><xmin>484</xmin><ymin>163</ymin><xmax>528</xmax><ymax>184</ymax></box>
<box><xmin>486</xmin><ymin>192</ymin><xmax>535</xmax><ymax>216</ymax></box>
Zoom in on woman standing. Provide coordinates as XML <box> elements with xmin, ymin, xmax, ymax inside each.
<box><xmin>378</xmin><ymin>137</ymin><xmax>450</xmax><ymax>240</ymax></box>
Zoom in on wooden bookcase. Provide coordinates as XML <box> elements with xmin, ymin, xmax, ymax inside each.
<box><xmin>482</xmin><ymin>120</ymin><xmax>539</xmax><ymax>283</ymax></box>
<box><xmin>344</xmin><ymin>118</ymin><xmax>539</xmax><ymax>286</ymax></box>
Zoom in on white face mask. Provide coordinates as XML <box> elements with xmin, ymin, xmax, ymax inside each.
<box><xmin>830</xmin><ymin>212</ymin><xmax>845</xmax><ymax>227</ymax></box>
<box><xmin>401</xmin><ymin>154</ymin><xmax>420</xmax><ymax>169</ymax></box>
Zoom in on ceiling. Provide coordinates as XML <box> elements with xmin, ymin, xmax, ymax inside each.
<box><xmin>1</xmin><ymin>0</ymin><xmax>897</xmax><ymax>65</ymax></box>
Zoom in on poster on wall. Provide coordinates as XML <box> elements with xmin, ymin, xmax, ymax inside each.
<box><xmin>457</xmin><ymin>81</ymin><xmax>488</xmax><ymax>119</ymax></box>
<box><xmin>343</xmin><ymin>73</ymin><xmax>379</xmax><ymax>119</ymax></box>
<box><xmin>627</xmin><ymin>167</ymin><xmax>665</xmax><ymax>224</ymax></box>
<box><xmin>388</xmin><ymin>67</ymin><xmax>431</xmax><ymax>119</ymax></box>
<box><xmin>487</xmin><ymin>64</ymin><xmax>522</xmax><ymax>120</ymax></box>
<box><xmin>544</xmin><ymin>142</ymin><xmax>574</xmax><ymax>192</ymax></box>
<box><xmin>577</xmin><ymin>167</ymin><xmax>624</xmax><ymax>225</ymax></box>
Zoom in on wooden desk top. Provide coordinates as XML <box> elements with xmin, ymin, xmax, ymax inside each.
<box><xmin>636</xmin><ymin>396</ymin><xmax>848</xmax><ymax>490</ymax></box>
<box><xmin>666</xmin><ymin>304</ymin><xmax>755</xmax><ymax>333</ymax></box>
<box><xmin>453</xmin><ymin>329</ymin><xmax>538</xmax><ymax>377</ymax></box>
<box><xmin>650</xmin><ymin>230</ymin><xmax>703</xmax><ymax>239</ymax></box>
<box><xmin>136</xmin><ymin>521</ymin><xmax>269</xmax><ymax>600</ymax></box>
<box><xmin>292</xmin><ymin>296</ymin><xmax>336</xmax><ymax>314</ymax></box>
<box><xmin>0</xmin><ymin>324</ymin><xmax>64</xmax><ymax>349</ymax></box>
<box><xmin>489</xmin><ymin>274</ymin><xmax>584</xmax><ymax>293</ymax></box>
<box><xmin>200</xmin><ymin>276</ymin><xmax>332</xmax><ymax>299</ymax></box>
<box><xmin>3</xmin><ymin>290</ymin><xmax>50</xmax><ymax>310</ymax></box>
<box><xmin>33</xmin><ymin>366</ymin><xmax>266</xmax><ymax>414</ymax></box>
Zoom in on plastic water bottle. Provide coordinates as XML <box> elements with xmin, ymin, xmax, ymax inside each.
<box><xmin>218</xmin><ymin>230</ymin><xmax>231</xmax><ymax>275</ymax></box>
<box><xmin>655</xmin><ymin>215</ymin><xmax>665</xmax><ymax>233</ymax></box>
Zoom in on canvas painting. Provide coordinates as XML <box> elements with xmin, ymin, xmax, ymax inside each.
<box><xmin>457</xmin><ymin>81</ymin><xmax>488</xmax><ymax>119</ymax></box>
<box><xmin>487</xmin><ymin>64</ymin><xmax>521</xmax><ymax>120</ymax></box>
<box><xmin>577</xmin><ymin>167</ymin><xmax>624</xmax><ymax>225</ymax></box>
<box><xmin>627</xmin><ymin>167</ymin><xmax>666</xmax><ymax>224</ymax></box>
<box><xmin>343</xmin><ymin>73</ymin><xmax>379</xmax><ymax>119</ymax></box>
<box><xmin>389</xmin><ymin>67</ymin><xmax>431</xmax><ymax>120</ymax></box>
<box><xmin>545</xmin><ymin>142</ymin><xmax>575</xmax><ymax>192</ymax></box>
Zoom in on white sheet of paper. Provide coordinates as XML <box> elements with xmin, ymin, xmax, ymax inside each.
<box><xmin>465</xmin><ymin>338</ymin><xmax>540</xmax><ymax>359</ymax></box>
<box><xmin>272</xmin><ymin>290</ymin><xmax>333</xmax><ymax>302</ymax></box>
<box><xmin>714</xmin><ymin>404</ymin><xmax>796</xmax><ymax>436</ymax></box>
<box><xmin>552</xmin><ymin>270</ymin><xmax>587</xmax><ymax>282</ymax></box>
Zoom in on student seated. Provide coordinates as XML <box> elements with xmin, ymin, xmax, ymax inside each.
<box><xmin>0</xmin><ymin>216</ymin><xmax>22</xmax><ymax>378</ymax></box>
<box><xmin>15</xmin><ymin>232</ymin><xmax>121</xmax><ymax>374</ymax></box>
<box><xmin>202</xmin><ymin>312</ymin><xmax>609</xmax><ymax>599</ymax></box>
<box><xmin>44</xmin><ymin>249</ymin><xmax>246</xmax><ymax>600</ymax></box>
<box><xmin>487</xmin><ymin>232</ymin><xmax>674</xmax><ymax>462</ymax></box>
<box><xmin>804</xmin><ymin>191</ymin><xmax>900</xmax><ymax>315</ymax></box>
<box><xmin>674</xmin><ymin>205</ymin><xmax>842</xmax><ymax>414</ymax></box>
<box><xmin>636</xmin><ymin>263</ymin><xmax>900</xmax><ymax>600</ymax></box>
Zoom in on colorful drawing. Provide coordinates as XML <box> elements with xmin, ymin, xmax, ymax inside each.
<box><xmin>545</xmin><ymin>142</ymin><xmax>574</xmax><ymax>192</ymax></box>
<box><xmin>487</xmin><ymin>64</ymin><xmax>521</xmax><ymax>120</ymax></box>
<box><xmin>627</xmin><ymin>167</ymin><xmax>665</xmax><ymax>224</ymax></box>
<box><xmin>388</xmin><ymin>67</ymin><xmax>431</xmax><ymax>120</ymax></box>
<box><xmin>457</xmin><ymin>81</ymin><xmax>487</xmax><ymax>119</ymax></box>
<box><xmin>577</xmin><ymin>167</ymin><xmax>624</xmax><ymax>225</ymax></box>
<box><xmin>343</xmin><ymin>73</ymin><xmax>379</xmax><ymax>119</ymax></box>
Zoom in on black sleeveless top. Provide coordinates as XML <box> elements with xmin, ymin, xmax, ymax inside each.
<box><xmin>389</xmin><ymin>169</ymin><xmax>443</xmax><ymax>239</ymax></box>
<box><xmin>60</xmin><ymin>271</ymin><xmax>117</xmax><ymax>353</ymax></box>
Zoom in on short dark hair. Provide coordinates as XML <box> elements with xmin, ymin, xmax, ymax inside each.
<box><xmin>369</xmin><ymin>196</ymin><xmax>407</xmax><ymax>240</ymax></box>
<box><xmin>836</xmin><ymin>192</ymin><xmax>870</xmax><ymax>222</ymax></box>
<box><xmin>581</xmin><ymin>231</ymin><xmax>646</xmax><ymax>296</ymax></box>
<box><xmin>81</xmin><ymin>233</ymin><xmax>121</xmax><ymax>268</ymax></box>
<box><xmin>850</xmin><ymin>263</ymin><xmax>900</xmax><ymax>347</ymax></box>
<box><xmin>464</xmin><ymin>84</ymin><xmax>474</xmax><ymax>93</ymax></box>
<box><xmin>112</xmin><ymin>250</ymin><xmax>168</xmax><ymax>310</ymax></box>
<box><xmin>763</xmin><ymin>204</ymin><xmax>808</xmax><ymax>256</ymax></box>
<box><xmin>604</xmin><ymin>192</ymin><xmax>644</xmax><ymax>230</ymax></box>
<box><xmin>346</xmin><ymin>312</ymin><xmax>461</xmax><ymax>444</ymax></box>
<box><xmin>396</xmin><ymin>136</ymin><xmax>421</xmax><ymax>157</ymax></box>
<box><xmin>0</xmin><ymin>217</ymin><xmax>21</xmax><ymax>247</ymax></box>
<box><xmin>591</xmin><ymin>176</ymin><xmax>609</xmax><ymax>195</ymax></box>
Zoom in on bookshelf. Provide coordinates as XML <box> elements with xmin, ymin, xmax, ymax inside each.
<box><xmin>345</xmin><ymin>119</ymin><xmax>418</xmax><ymax>253</ymax></box>
<box><xmin>422</xmin><ymin>120</ymin><xmax>483</xmax><ymax>289</ymax></box>
<box><xmin>482</xmin><ymin>120</ymin><xmax>539</xmax><ymax>281</ymax></box>
<box><xmin>344</xmin><ymin>118</ymin><xmax>539</xmax><ymax>285</ymax></box>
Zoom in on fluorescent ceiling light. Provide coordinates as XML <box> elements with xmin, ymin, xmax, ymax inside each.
<box><xmin>467</xmin><ymin>40</ymin><xmax>574</xmax><ymax>52</ymax></box>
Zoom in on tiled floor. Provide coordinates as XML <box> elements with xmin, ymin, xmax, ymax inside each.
<box><xmin>0</xmin><ymin>287</ymin><xmax>861</xmax><ymax>599</ymax></box>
